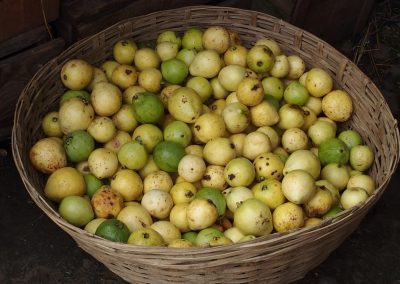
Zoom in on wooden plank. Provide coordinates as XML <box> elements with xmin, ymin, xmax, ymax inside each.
<box><xmin>0</xmin><ymin>0</ymin><xmax>59</xmax><ymax>42</ymax></box>
<box><xmin>55</xmin><ymin>0</ymin><xmax>242</xmax><ymax>45</ymax></box>
<box><xmin>0</xmin><ymin>38</ymin><xmax>65</xmax><ymax>140</ymax></box>
<box><xmin>0</xmin><ymin>26</ymin><xmax>51</xmax><ymax>60</ymax></box>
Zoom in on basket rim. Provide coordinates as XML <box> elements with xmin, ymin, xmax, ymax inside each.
<box><xmin>11</xmin><ymin>5</ymin><xmax>400</xmax><ymax>258</ymax></box>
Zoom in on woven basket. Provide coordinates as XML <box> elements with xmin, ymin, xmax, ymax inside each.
<box><xmin>12</xmin><ymin>6</ymin><xmax>400</xmax><ymax>284</ymax></box>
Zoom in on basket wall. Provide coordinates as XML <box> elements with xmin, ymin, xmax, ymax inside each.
<box><xmin>12</xmin><ymin>6</ymin><xmax>399</xmax><ymax>284</ymax></box>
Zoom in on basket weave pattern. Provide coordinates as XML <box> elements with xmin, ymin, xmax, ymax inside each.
<box><xmin>12</xmin><ymin>6</ymin><xmax>399</xmax><ymax>283</ymax></box>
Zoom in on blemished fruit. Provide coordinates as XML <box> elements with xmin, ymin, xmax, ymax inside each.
<box><xmin>29</xmin><ymin>26</ymin><xmax>378</xmax><ymax>248</ymax></box>
<box><xmin>30</xmin><ymin>137</ymin><xmax>67</xmax><ymax>174</ymax></box>
<box><xmin>61</xmin><ymin>59</ymin><xmax>93</xmax><ymax>90</ymax></box>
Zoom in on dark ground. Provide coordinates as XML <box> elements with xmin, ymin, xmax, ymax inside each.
<box><xmin>1</xmin><ymin>1</ymin><xmax>400</xmax><ymax>283</ymax></box>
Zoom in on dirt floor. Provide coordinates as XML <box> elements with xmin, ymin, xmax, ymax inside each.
<box><xmin>1</xmin><ymin>1</ymin><xmax>400</xmax><ymax>283</ymax></box>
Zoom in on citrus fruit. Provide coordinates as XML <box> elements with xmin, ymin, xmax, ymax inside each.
<box><xmin>153</xmin><ymin>141</ymin><xmax>186</xmax><ymax>172</ymax></box>
<box><xmin>318</xmin><ymin>138</ymin><xmax>349</xmax><ymax>166</ymax></box>
<box><xmin>95</xmin><ymin>219</ymin><xmax>130</xmax><ymax>243</ymax></box>
<box><xmin>132</xmin><ymin>92</ymin><xmax>164</xmax><ymax>124</ymax></box>
<box><xmin>59</xmin><ymin>196</ymin><xmax>94</xmax><ymax>227</ymax></box>
<box><xmin>161</xmin><ymin>58</ymin><xmax>188</xmax><ymax>84</ymax></box>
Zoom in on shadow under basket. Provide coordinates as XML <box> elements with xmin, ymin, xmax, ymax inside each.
<box><xmin>12</xmin><ymin>6</ymin><xmax>400</xmax><ymax>284</ymax></box>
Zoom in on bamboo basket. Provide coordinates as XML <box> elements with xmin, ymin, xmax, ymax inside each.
<box><xmin>12</xmin><ymin>6</ymin><xmax>400</xmax><ymax>284</ymax></box>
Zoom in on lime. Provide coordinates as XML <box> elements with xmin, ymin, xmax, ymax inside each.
<box><xmin>83</xmin><ymin>173</ymin><xmax>103</xmax><ymax>198</ymax></box>
<box><xmin>283</xmin><ymin>81</ymin><xmax>309</xmax><ymax>105</ymax></box>
<box><xmin>161</xmin><ymin>58</ymin><xmax>188</xmax><ymax>84</ymax></box>
<box><xmin>318</xmin><ymin>138</ymin><xmax>349</xmax><ymax>166</ymax></box>
<box><xmin>95</xmin><ymin>219</ymin><xmax>130</xmax><ymax>243</ymax></box>
<box><xmin>153</xmin><ymin>141</ymin><xmax>186</xmax><ymax>172</ymax></box>
<box><xmin>195</xmin><ymin>187</ymin><xmax>226</xmax><ymax>217</ymax></box>
<box><xmin>59</xmin><ymin>196</ymin><xmax>94</xmax><ymax>227</ymax></box>
<box><xmin>60</xmin><ymin>90</ymin><xmax>90</xmax><ymax>106</ymax></box>
<box><xmin>64</xmin><ymin>130</ymin><xmax>95</xmax><ymax>162</ymax></box>
<box><xmin>118</xmin><ymin>141</ymin><xmax>148</xmax><ymax>170</ymax></box>
<box><xmin>132</xmin><ymin>92</ymin><xmax>164</xmax><ymax>124</ymax></box>
<box><xmin>338</xmin><ymin>129</ymin><xmax>363</xmax><ymax>149</ymax></box>
<box><xmin>163</xmin><ymin>121</ymin><xmax>192</xmax><ymax>147</ymax></box>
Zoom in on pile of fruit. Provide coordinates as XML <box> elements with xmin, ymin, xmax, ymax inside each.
<box><xmin>29</xmin><ymin>26</ymin><xmax>375</xmax><ymax>247</ymax></box>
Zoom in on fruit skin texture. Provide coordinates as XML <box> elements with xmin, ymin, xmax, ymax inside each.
<box><xmin>63</xmin><ymin>130</ymin><xmax>95</xmax><ymax>162</ymax></box>
<box><xmin>153</xmin><ymin>141</ymin><xmax>186</xmax><ymax>172</ymax></box>
<box><xmin>281</xmin><ymin>169</ymin><xmax>316</xmax><ymax>204</ymax></box>
<box><xmin>59</xmin><ymin>97</ymin><xmax>94</xmax><ymax>135</ymax></box>
<box><xmin>322</xmin><ymin>90</ymin><xmax>353</xmax><ymax>122</ymax></box>
<box><xmin>59</xmin><ymin>196</ymin><xmax>94</xmax><ymax>227</ymax></box>
<box><xmin>91</xmin><ymin>185</ymin><xmax>124</xmax><ymax>218</ymax></box>
<box><xmin>340</xmin><ymin>187</ymin><xmax>369</xmax><ymax>210</ymax></box>
<box><xmin>189</xmin><ymin>50</ymin><xmax>221</xmax><ymax>78</ymax></box>
<box><xmin>132</xmin><ymin>92</ymin><xmax>164</xmax><ymax>124</ymax></box>
<box><xmin>91</xmin><ymin>82</ymin><xmax>122</xmax><ymax>117</ymax></box>
<box><xmin>127</xmin><ymin>227</ymin><xmax>165</xmax><ymax>246</ymax></box>
<box><xmin>318</xmin><ymin>138</ymin><xmax>349</xmax><ymax>166</ymax></box>
<box><xmin>30</xmin><ymin>137</ymin><xmax>67</xmax><ymax>174</ymax></box>
<box><xmin>95</xmin><ymin>219</ymin><xmax>130</xmax><ymax>243</ymax></box>
<box><xmin>61</xmin><ymin>59</ymin><xmax>93</xmax><ymax>90</ymax></box>
<box><xmin>246</xmin><ymin>45</ymin><xmax>275</xmax><ymax>73</ymax></box>
<box><xmin>186</xmin><ymin>198</ymin><xmax>218</xmax><ymax>230</ymax></box>
<box><xmin>167</xmin><ymin>87</ymin><xmax>203</xmax><ymax>123</ymax></box>
<box><xmin>305</xmin><ymin>68</ymin><xmax>333</xmax><ymax>98</ymax></box>
<box><xmin>202</xmin><ymin>26</ymin><xmax>230</xmax><ymax>54</ymax></box>
<box><xmin>350</xmin><ymin>145</ymin><xmax>374</xmax><ymax>171</ymax></box>
<box><xmin>161</xmin><ymin>58</ymin><xmax>188</xmax><ymax>84</ymax></box>
<box><xmin>224</xmin><ymin>157</ymin><xmax>255</xmax><ymax>187</ymax></box>
<box><xmin>234</xmin><ymin>198</ymin><xmax>273</xmax><ymax>236</ymax></box>
<box><xmin>273</xmin><ymin>202</ymin><xmax>305</xmax><ymax>233</ymax></box>
<box><xmin>44</xmin><ymin>167</ymin><xmax>86</xmax><ymax>203</ymax></box>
